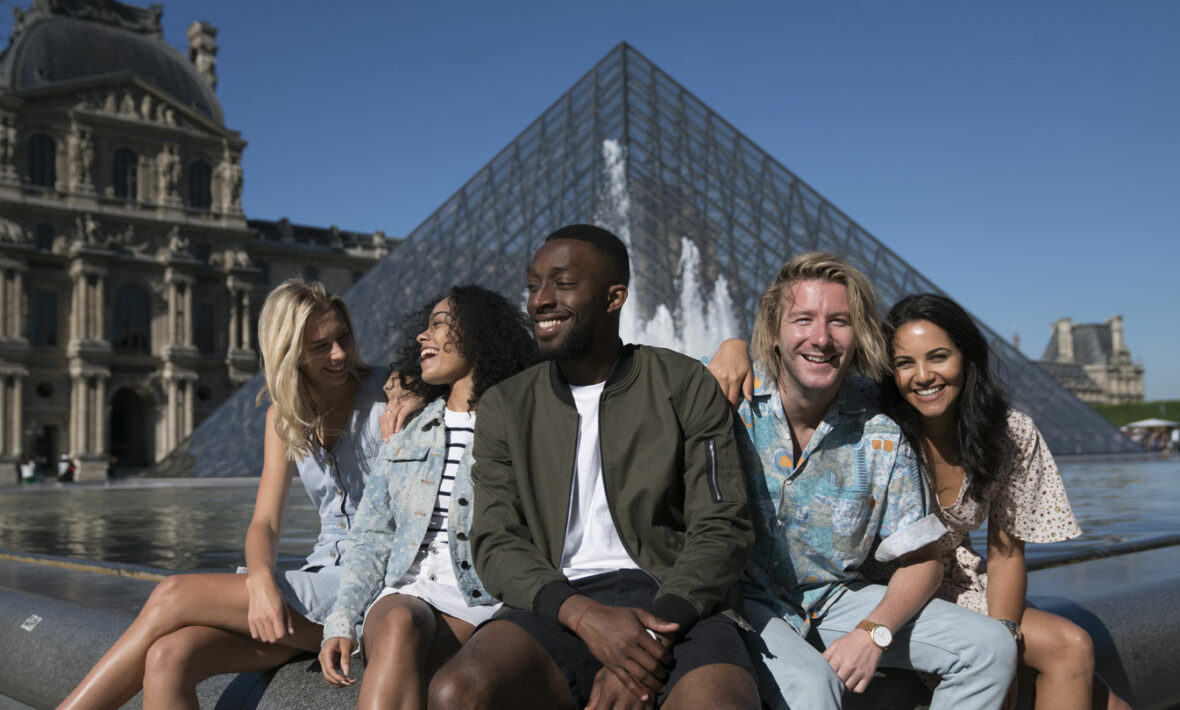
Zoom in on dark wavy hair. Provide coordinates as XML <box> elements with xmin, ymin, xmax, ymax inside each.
<box><xmin>880</xmin><ymin>293</ymin><xmax>1012</xmax><ymax>505</ymax></box>
<box><xmin>391</xmin><ymin>284</ymin><xmax>537</xmax><ymax>409</ymax></box>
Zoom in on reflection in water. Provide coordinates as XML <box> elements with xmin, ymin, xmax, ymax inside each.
<box><xmin>0</xmin><ymin>456</ymin><xmax>1176</xmax><ymax>572</ymax></box>
<box><xmin>0</xmin><ymin>485</ymin><xmax>317</xmax><ymax>571</ymax></box>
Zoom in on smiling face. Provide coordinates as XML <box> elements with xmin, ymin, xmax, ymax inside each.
<box><xmin>775</xmin><ymin>279</ymin><xmax>857</xmax><ymax>405</ymax></box>
<box><xmin>300</xmin><ymin>307</ymin><xmax>354</xmax><ymax>390</ymax></box>
<box><xmin>526</xmin><ymin>238</ymin><xmax>616</xmax><ymax>361</ymax></box>
<box><xmin>416</xmin><ymin>298</ymin><xmax>472</xmax><ymax>387</ymax></box>
<box><xmin>890</xmin><ymin>319</ymin><xmax>965</xmax><ymax>422</ymax></box>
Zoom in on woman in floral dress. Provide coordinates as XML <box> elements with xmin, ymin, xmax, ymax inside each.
<box><xmin>877</xmin><ymin>293</ymin><xmax>1128</xmax><ymax>710</ymax></box>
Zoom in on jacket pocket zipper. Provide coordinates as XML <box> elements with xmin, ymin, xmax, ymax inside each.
<box><xmin>706</xmin><ymin>438</ymin><xmax>722</xmax><ymax>503</ymax></box>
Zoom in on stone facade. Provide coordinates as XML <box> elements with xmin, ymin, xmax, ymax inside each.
<box><xmin>0</xmin><ymin>1</ymin><xmax>395</xmax><ymax>480</ymax></box>
<box><xmin>1039</xmin><ymin>315</ymin><xmax>1144</xmax><ymax>405</ymax></box>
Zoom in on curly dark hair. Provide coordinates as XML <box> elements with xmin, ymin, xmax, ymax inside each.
<box><xmin>391</xmin><ymin>284</ymin><xmax>537</xmax><ymax>409</ymax></box>
<box><xmin>880</xmin><ymin>293</ymin><xmax>1012</xmax><ymax>505</ymax></box>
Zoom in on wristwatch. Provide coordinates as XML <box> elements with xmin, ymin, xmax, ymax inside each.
<box><xmin>855</xmin><ymin>620</ymin><xmax>893</xmax><ymax>650</ymax></box>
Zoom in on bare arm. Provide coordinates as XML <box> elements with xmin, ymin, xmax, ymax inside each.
<box><xmin>986</xmin><ymin>517</ymin><xmax>1027</xmax><ymax>625</ymax></box>
<box><xmin>244</xmin><ymin>405</ymin><xmax>297</xmax><ymax>643</ymax></box>
<box><xmin>986</xmin><ymin>519</ymin><xmax>1027</xmax><ymax>709</ymax></box>
<box><xmin>706</xmin><ymin>338</ymin><xmax>754</xmax><ymax>408</ymax></box>
<box><xmin>822</xmin><ymin>545</ymin><xmax>943</xmax><ymax>693</ymax></box>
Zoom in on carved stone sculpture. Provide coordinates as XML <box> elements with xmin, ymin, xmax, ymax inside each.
<box><xmin>158</xmin><ymin>225</ymin><xmax>190</xmax><ymax>260</ymax></box>
<box><xmin>0</xmin><ymin>114</ymin><xmax>15</xmax><ymax>179</ymax></box>
<box><xmin>0</xmin><ymin>217</ymin><xmax>24</xmax><ymax>243</ymax></box>
<box><xmin>73</xmin><ymin>214</ymin><xmax>102</xmax><ymax>249</ymax></box>
<box><xmin>186</xmin><ymin>22</ymin><xmax>219</xmax><ymax>91</ymax></box>
<box><xmin>217</xmin><ymin>151</ymin><xmax>242</xmax><ymax>213</ymax></box>
<box><xmin>157</xmin><ymin>144</ymin><xmax>180</xmax><ymax>204</ymax></box>
<box><xmin>69</xmin><ymin>123</ymin><xmax>94</xmax><ymax>192</ymax></box>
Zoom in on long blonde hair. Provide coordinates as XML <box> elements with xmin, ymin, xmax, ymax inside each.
<box><xmin>750</xmin><ymin>252</ymin><xmax>888</xmax><ymax>387</ymax></box>
<box><xmin>256</xmin><ymin>279</ymin><xmax>366</xmax><ymax>460</ymax></box>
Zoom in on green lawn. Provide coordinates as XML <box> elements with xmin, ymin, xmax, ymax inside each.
<box><xmin>1090</xmin><ymin>400</ymin><xmax>1180</xmax><ymax>427</ymax></box>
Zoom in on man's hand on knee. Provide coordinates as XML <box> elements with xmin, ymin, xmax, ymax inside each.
<box><xmin>585</xmin><ymin>667</ymin><xmax>656</xmax><ymax>710</ymax></box>
<box><xmin>821</xmin><ymin>630</ymin><xmax>883</xmax><ymax>694</ymax></box>
<box><xmin>559</xmin><ymin>597</ymin><xmax>678</xmax><ymax>700</ymax></box>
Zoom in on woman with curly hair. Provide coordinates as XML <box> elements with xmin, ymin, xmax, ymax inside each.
<box><xmin>59</xmin><ymin>279</ymin><xmax>387</xmax><ymax>710</ymax></box>
<box><xmin>318</xmin><ymin>284</ymin><xmax>536</xmax><ymax>710</ymax></box>
<box><xmin>877</xmin><ymin>293</ymin><xmax>1128</xmax><ymax>710</ymax></box>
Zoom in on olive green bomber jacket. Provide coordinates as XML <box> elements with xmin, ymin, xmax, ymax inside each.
<box><xmin>470</xmin><ymin>344</ymin><xmax>752</xmax><ymax>635</ymax></box>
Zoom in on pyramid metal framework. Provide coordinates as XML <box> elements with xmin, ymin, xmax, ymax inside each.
<box><xmin>171</xmin><ymin>43</ymin><xmax>1134</xmax><ymax>477</ymax></box>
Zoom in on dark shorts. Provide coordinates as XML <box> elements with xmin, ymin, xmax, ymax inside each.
<box><xmin>492</xmin><ymin>569</ymin><xmax>755</xmax><ymax>708</ymax></box>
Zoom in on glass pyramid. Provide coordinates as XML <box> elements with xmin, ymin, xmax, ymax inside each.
<box><xmin>167</xmin><ymin>43</ymin><xmax>1134</xmax><ymax>477</ymax></box>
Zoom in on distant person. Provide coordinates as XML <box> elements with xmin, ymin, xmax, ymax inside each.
<box><xmin>707</xmin><ymin>256</ymin><xmax>1014</xmax><ymax>709</ymax></box>
<box><xmin>57</xmin><ymin>454</ymin><xmax>75</xmax><ymax>483</ymax></box>
<box><xmin>58</xmin><ymin>279</ymin><xmax>387</xmax><ymax>710</ymax></box>
<box><xmin>18</xmin><ymin>454</ymin><xmax>35</xmax><ymax>485</ymax></box>
<box><xmin>317</xmin><ymin>285</ymin><xmax>537</xmax><ymax>708</ymax></box>
<box><xmin>1171</xmin><ymin>426</ymin><xmax>1179</xmax><ymax>454</ymax></box>
<box><xmin>429</xmin><ymin>225</ymin><xmax>758</xmax><ymax>710</ymax></box>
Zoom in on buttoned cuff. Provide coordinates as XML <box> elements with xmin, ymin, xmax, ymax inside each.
<box><xmin>319</xmin><ymin>621</ymin><xmax>356</xmax><ymax>649</ymax></box>
<box><xmin>874</xmin><ymin>513</ymin><xmax>947</xmax><ymax>562</ymax></box>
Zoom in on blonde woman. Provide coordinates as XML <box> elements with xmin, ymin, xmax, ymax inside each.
<box><xmin>58</xmin><ymin>280</ymin><xmax>387</xmax><ymax>710</ymax></box>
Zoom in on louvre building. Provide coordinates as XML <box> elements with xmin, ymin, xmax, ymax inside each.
<box><xmin>170</xmin><ymin>41</ymin><xmax>1135</xmax><ymax>479</ymax></box>
<box><xmin>0</xmin><ymin>0</ymin><xmax>395</xmax><ymax>480</ymax></box>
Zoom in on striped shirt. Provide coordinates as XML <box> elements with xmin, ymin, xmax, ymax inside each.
<box><xmin>419</xmin><ymin>408</ymin><xmax>475</xmax><ymax>553</ymax></box>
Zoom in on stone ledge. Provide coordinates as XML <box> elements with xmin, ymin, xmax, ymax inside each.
<box><xmin>2</xmin><ymin>549</ymin><xmax>1179</xmax><ymax>709</ymax></box>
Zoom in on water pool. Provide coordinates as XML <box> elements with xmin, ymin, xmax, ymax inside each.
<box><xmin>0</xmin><ymin>454</ymin><xmax>1176</xmax><ymax>572</ymax></box>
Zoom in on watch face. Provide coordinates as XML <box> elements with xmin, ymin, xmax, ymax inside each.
<box><xmin>870</xmin><ymin>625</ymin><xmax>892</xmax><ymax>648</ymax></box>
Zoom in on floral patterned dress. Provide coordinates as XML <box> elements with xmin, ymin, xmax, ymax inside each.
<box><xmin>930</xmin><ymin>410</ymin><xmax>1082</xmax><ymax>614</ymax></box>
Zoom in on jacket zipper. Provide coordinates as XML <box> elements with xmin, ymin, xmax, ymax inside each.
<box><xmin>596</xmin><ymin>391</ymin><xmax>658</xmax><ymax>584</ymax></box>
<box><xmin>706</xmin><ymin>438</ymin><xmax>722</xmax><ymax>503</ymax></box>
<box><xmin>557</xmin><ymin>412</ymin><xmax>580</xmax><ymax>559</ymax></box>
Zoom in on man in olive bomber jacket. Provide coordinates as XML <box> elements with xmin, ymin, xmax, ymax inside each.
<box><xmin>428</xmin><ymin>224</ymin><xmax>759</xmax><ymax>710</ymax></box>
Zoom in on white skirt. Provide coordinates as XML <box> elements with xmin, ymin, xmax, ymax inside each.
<box><xmin>363</xmin><ymin>577</ymin><xmax>500</xmax><ymax>630</ymax></box>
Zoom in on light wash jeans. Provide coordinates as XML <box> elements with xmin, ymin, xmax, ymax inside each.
<box><xmin>744</xmin><ymin>583</ymin><xmax>1017</xmax><ymax>710</ymax></box>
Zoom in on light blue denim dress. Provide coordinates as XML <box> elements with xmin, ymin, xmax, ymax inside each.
<box><xmin>272</xmin><ymin>369</ymin><xmax>386</xmax><ymax>624</ymax></box>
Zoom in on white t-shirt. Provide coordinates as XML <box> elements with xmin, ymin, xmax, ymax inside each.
<box><xmin>560</xmin><ymin>382</ymin><xmax>640</xmax><ymax>580</ymax></box>
<box><xmin>380</xmin><ymin>408</ymin><xmax>498</xmax><ymax>626</ymax></box>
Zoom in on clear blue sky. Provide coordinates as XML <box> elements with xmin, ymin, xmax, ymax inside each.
<box><xmin>42</xmin><ymin>1</ymin><xmax>1180</xmax><ymax>396</ymax></box>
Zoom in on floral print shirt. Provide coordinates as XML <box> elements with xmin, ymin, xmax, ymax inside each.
<box><xmin>735</xmin><ymin>372</ymin><xmax>947</xmax><ymax>634</ymax></box>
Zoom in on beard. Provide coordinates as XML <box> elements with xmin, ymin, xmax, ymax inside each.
<box><xmin>538</xmin><ymin>316</ymin><xmax>597</xmax><ymax>362</ymax></box>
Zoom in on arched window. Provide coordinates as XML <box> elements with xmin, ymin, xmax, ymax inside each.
<box><xmin>27</xmin><ymin>134</ymin><xmax>56</xmax><ymax>188</ymax></box>
<box><xmin>188</xmin><ymin>160</ymin><xmax>212</xmax><ymax>209</ymax></box>
<box><xmin>113</xmin><ymin>148</ymin><xmax>138</xmax><ymax>200</ymax></box>
<box><xmin>112</xmin><ymin>285</ymin><xmax>151</xmax><ymax>354</ymax></box>
<box><xmin>34</xmin><ymin>223</ymin><xmax>54</xmax><ymax>251</ymax></box>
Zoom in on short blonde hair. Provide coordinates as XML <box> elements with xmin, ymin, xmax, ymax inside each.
<box><xmin>750</xmin><ymin>252</ymin><xmax>888</xmax><ymax>387</ymax></box>
<box><xmin>256</xmin><ymin>279</ymin><xmax>366</xmax><ymax>460</ymax></box>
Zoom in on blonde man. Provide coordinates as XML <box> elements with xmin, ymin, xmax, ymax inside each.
<box><xmin>712</xmin><ymin>253</ymin><xmax>1016</xmax><ymax>709</ymax></box>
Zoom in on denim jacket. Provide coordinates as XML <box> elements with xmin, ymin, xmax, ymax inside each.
<box><xmin>321</xmin><ymin>398</ymin><xmax>495</xmax><ymax>642</ymax></box>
